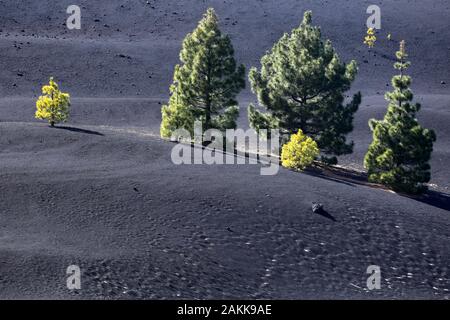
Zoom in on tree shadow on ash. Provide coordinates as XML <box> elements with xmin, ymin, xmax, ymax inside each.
<box><xmin>403</xmin><ymin>191</ymin><xmax>450</xmax><ymax>212</ymax></box>
<box><xmin>54</xmin><ymin>126</ymin><xmax>104</xmax><ymax>136</ymax></box>
<box><xmin>303</xmin><ymin>164</ymin><xmax>369</xmax><ymax>188</ymax></box>
<box><xmin>304</xmin><ymin>163</ymin><xmax>450</xmax><ymax>212</ymax></box>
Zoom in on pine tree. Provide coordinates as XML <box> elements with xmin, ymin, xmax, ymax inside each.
<box><xmin>364</xmin><ymin>41</ymin><xmax>436</xmax><ymax>194</ymax></box>
<box><xmin>248</xmin><ymin>11</ymin><xmax>361</xmax><ymax>164</ymax></box>
<box><xmin>35</xmin><ymin>77</ymin><xmax>70</xmax><ymax>127</ymax></box>
<box><xmin>160</xmin><ymin>8</ymin><xmax>245</xmax><ymax>138</ymax></box>
<box><xmin>364</xmin><ymin>27</ymin><xmax>377</xmax><ymax>48</ymax></box>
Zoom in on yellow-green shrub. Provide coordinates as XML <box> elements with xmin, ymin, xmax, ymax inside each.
<box><xmin>281</xmin><ymin>130</ymin><xmax>319</xmax><ymax>170</ymax></box>
<box><xmin>364</xmin><ymin>27</ymin><xmax>377</xmax><ymax>48</ymax></box>
<box><xmin>35</xmin><ymin>77</ymin><xmax>70</xmax><ymax>127</ymax></box>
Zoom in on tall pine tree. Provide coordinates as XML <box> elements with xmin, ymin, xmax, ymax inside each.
<box><xmin>248</xmin><ymin>11</ymin><xmax>361</xmax><ymax>164</ymax></box>
<box><xmin>161</xmin><ymin>8</ymin><xmax>245</xmax><ymax>138</ymax></box>
<box><xmin>364</xmin><ymin>41</ymin><xmax>436</xmax><ymax>194</ymax></box>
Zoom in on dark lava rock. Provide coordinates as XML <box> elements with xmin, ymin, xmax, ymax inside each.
<box><xmin>312</xmin><ymin>202</ymin><xmax>324</xmax><ymax>214</ymax></box>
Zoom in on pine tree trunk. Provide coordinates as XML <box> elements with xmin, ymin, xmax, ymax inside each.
<box><xmin>50</xmin><ymin>91</ymin><xmax>55</xmax><ymax>127</ymax></box>
<box><xmin>205</xmin><ymin>64</ymin><xmax>212</xmax><ymax>130</ymax></box>
<box><xmin>205</xmin><ymin>93</ymin><xmax>211</xmax><ymax>130</ymax></box>
<box><xmin>205</xmin><ymin>106</ymin><xmax>211</xmax><ymax>130</ymax></box>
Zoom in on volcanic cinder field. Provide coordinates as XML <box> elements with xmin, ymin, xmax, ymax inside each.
<box><xmin>0</xmin><ymin>0</ymin><xmax>449</xmax><ymax>299</ymax></box>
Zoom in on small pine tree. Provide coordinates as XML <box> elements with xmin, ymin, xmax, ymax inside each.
<box><xmin>281</xmin><ymin>129</ymin><xmax>319</xmax><ymax>171</ymax></box>
<box><xmin>160</xmin><ymin>8</ymin><xmax>245</xmax><ymax>138</ymax></box>
<box><xmin>364</xmin><ymin>27</ymin><xmax>377</xmax><ymax>48</ymax></box>
<box><xmin>364</xmin><ymin>41</ymin><xmax>436</xmax><ymax>194</ymax></box>
<box><xmin>35</xmin><ymin>77</ymin><xmax>70</xmax><ymax>127</ymax></box>
<box><xmin>248</xmin><ymin>11</ymin><xmax>361</xmax><ymax>164</ymax></box>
